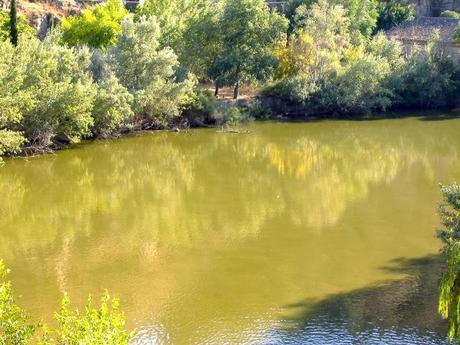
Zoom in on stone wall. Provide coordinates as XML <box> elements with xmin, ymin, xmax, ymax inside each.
<box><xmin>405</xmin><ymin>0</ymin><xmax>460</xmax><ymax>17</ymax></box>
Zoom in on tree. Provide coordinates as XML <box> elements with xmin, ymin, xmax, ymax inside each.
<box><xmin>0</xmin><ymin>10</ymin><xmax>34</xmax><ymax>42</ymax></box>
<box><xmin>60</xmin><ymin>0</ymin><xmax>128</xmax><ymax>49</ymax></box>
<box><xmin>110</xmin><ymin>15</ymin><xmax>194</xmax><ymax>127</ymax></box>
<box><xmin>335</xmin><ymin>0</ymin><xmax>378</xmax><ymax>43</ymax></box>
<box><xmin>179</xmin><ymin>1</ymin><xmax>223</xmax><ymax>81</ymax></box>
<box><xmin>401</xmin><ymin>31</ymin><xmax>459</xmax><ymax>109</ymax></box>
<box><xmin>136</xmin><ymin>0</ymin><xmax>211</xmax><ymax>51</ymax></box>
<box><xmin>375</xmin><ymin>0</ymin><xmax>414</xmax><ymax>32</ymax></box>
<box><xmin>9</xmin><ymin>0</ymin><xmax>17</xmax><ymax>46</ymax></box>
<box><xmin>285</xmin><ymin>0</ymin><xmax>378</xmax><ymax>42</ymax></box>
<box><xmin>210</xmin><ymin>0</ymin><xmax>287</xmax><ymax>98</ymax></box>
<box><xmin>437</xmin><ymin>184</ymin><xmax>460</xmax><ymax>341</ymax></box>
<box><xmin>294</xmin><ymin>0</ymin><xmax>350</xmax><ymax>81</ymax></box>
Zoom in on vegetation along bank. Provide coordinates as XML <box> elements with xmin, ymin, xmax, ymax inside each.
<box><xmin>1</xmin><ymin>0</ymin><xmax>460</xmax><ymax>161</ymax></box>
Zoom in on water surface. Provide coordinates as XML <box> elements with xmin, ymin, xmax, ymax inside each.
<box><xmin>1</xmin><ymin>118</ymin><xmax>460</xmax><ymax>344</ymax></box>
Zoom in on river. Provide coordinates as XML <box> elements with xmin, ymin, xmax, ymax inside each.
<box><xmin>1</xmin><ymin>117</ymin><xmax>460</xmax><ymax>344</ymax></box>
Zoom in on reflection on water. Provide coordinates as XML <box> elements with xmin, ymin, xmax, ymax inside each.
<box><xmin>1</xmin><ymin>118</ymin><xmax>460</xmax><ymax>344</ymax></box>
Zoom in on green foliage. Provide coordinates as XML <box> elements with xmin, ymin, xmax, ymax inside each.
<box><xmin>136</xmin><ymin>0</ymin><xmax>210</xmax><ymax>51</ymax></box>
<box><xmin>266</xmin><ymin>4</ymin><xmax>459</xmax><ymax>116</ymax></box>
<box><xmin>208</xmin><ymin>0</ymin><xmax>288</xmax><ymax>98</ymax></box>
<box><xmin>335</xmin><ymin>0</ymin><xmax>378</xmax><ymax>44</ymax></box>
<box><xmin>293</xmin><ymin>0</ymin><xmax>350</xmax><ymax>78</ymax></box>
<box><xmin>179</xmin><ymin>2</ymin><xmax>222</xmax><ymax>77</ymax></box>
<box><xmin>286</xmin><ymin>0</ymin><xmax>378</xmax><ymax>42</ymax></box>
<box><xmin>182</xmin><ymin>89</ymin><xmax>217</xmax><ymax>125</ymax></box>
<box><xmin>441</xmin><ymin>10</ymin><xmax>460</xmax><ymax>19</ymax></box>
<box><xmin>401</xmin><ymin>32</ymin><xmax>460</xmax><ymax>109</ymax></box>
<box><xmin>110</xmin><ymin>15</ymin><xmax>194</xmax><ymax>127</ymax></box>
<box><xmin>0</xmin><ymin>10</ymin><xmax>34</xmax><ymax>42</ymax></box>
<box><xmin>217</xmin><ymin>106</ymin><xmax>252</xmax><ymax>127</ymax></box>
<box><xmin>60</xmin><ymin>0</ymin><xmax>128</xmax><ymax>49</ymax></box>
<box><xmin>53</xmin><ymin>292</ymin><xmax>130</xmax><ymax>345</ymax></box>
<box><xmin>437</xmin><ymin>184</ymin><xmax>460</xmax><ymax>341</ymax></box>
<box><xmin>0</xmin><ymin>130</ymin><xmax>25</xmax><ymax>160</ymax></box>
<box><xmin>0</xmin><ymin>260</ymin><xmax>131</xmax><ymax>345</ymax></box>
<box><xmin>0</xmin><ymin>38</ymin><xmax>96</xmax><ymax>150</ymax></box>
<box><xmin>375</xmin><ymin>0</ymin><xmax>414</xmax><ymax>32</ymax></box>
<box><xmin>325</xmin><ymin>51</ymin><xmax>394</xmax><ymax>113</ymax></box>
<box><xmin>0</xmin><ymin>260</ymin><xmax>36</xmax><ymax>345</ymax></box>
<box><xmin>92</xmin><ymin>73</ymin><xmax>134</xmax><ymax>138</ymax></box>
<box><xmin>283</xmin><ymin>0</ymin><xmax>316</xmax><ymax>35</ymax></box>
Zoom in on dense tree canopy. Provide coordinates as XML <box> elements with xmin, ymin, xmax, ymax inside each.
<box><xmin>209</xmin><ymin>0</ymin><xmax>288</xmax><ymax>98</ymax></box>
<box><xmin>60</xmin><ymin>0</ymin><xmax>128</xmax><ymax>49</ymax></box>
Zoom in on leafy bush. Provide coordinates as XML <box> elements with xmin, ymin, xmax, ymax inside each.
<box><xmin>60</xmin><ymin>0</ymin><xmax>128</xmax><ymax>49</ymax></box>
<box><xmin>375</xmin><ymin>0</ymin><xmax>414</xmax><ymax>32</ymax></box>
<box><xmin>0</xmin><ymin>10</ymin><xmax>35</xmax><ymax>42</ymax></box>
<box><xmin>0</xmin><ymin>260</ymin><xmax>131</xmax><ymax>345</ymax></box>
<box><xmin>0</xmin><ymin>130</ymin><xmax>25</xmax><ymax>160</ymax></box>
<box><xmin>213</xmin><ymin>105</ymin><xmax>252</xmax><ymax>127</ymax></box>
<box><xmin>437</xmin><ymin>184</ymin><xmax>460</xmax><ymax>341</ymax></box>
<box><xmin>400</xmin><ymin>32</ymin><xmax>460</xmax><ymax>109</ymax></box>
<box><xmin>324</xmin><ymin>51</ymin><xmax>394</xmax><ymax>114</ymax></box>
<box><xmin>92</xmin><ymin>73</ymin><xmax>134</xmax><ymax>137</ymax></box>
<box><xmin>0</xmin><ymin>260</ymin><xmax>36</xmax><ymax>344</ymax></box>
<box><xmin>441</xmin><ymin>10</ymin><xmax>460</xmax><ymax>19</ymax></box>
<box><xmin>110</xmin><ymin>15</ymin><xmax>194</xmax><ymax>127</ymax></box>
<box><xmin>53</xmin><ymin>292</ymin><xmax>130</xmax><ymax>345</ymax></box>
<box><xmin>249</xmin><ymin>101</ymin><xmax>273</xmax><ymax>120</ymax></box>
<box><xmin>182</xmin><ymin>88</ymin><xmax>217</xmax><ymax>126</ymax></box>
<box><xmin>0</xmin><ymin>38</ymin><xmax>96</xmax><ymax>150</ymax></box>
<box><xmin>266</xmin><ymin>5</ymin><xmax>459</xmax><ymax>116</ymax></box>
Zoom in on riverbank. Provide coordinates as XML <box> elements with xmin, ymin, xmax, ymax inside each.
<box><xmin>3</xmin><ymin>106</ymin><xmax>460</xmax><ymax>163</ymax></box>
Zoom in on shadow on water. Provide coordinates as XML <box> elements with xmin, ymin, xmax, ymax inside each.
<box><xmin>275</xmin><ymin>109</ymin><xmax>460</xmax><ymax>122</ymax></box>
<box><xmin>272</xmin><ymin>255</ymin><xmax>453</xmax><ymax>345</ymax></box>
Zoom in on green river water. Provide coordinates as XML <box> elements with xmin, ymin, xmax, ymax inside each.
<box><xmin>1</xmin><ymin>118</ymin><xmax>460</xmax><ymax>344</ymax></box>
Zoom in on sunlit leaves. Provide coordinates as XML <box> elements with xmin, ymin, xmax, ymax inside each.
<box><xmin>438</xmin><ymin>184</ymin><xmax>460</xmax><ymax>341</ymax></box>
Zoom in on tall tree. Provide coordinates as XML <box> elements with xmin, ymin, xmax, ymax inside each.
<box><xmin>9</xmin><ymin>0</ymin><xmax>17</xmax><ymax>46</ymax></box>
<box><xmin>210</xmin><ymin>0</ymin><xmax>287</xmax><ymax>98</ymax></box>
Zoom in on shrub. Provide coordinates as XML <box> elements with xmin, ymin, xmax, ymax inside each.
<box><xmin>0</xmin><ymin>260</ymin><xmax>131</xmax><ymax>345</ymax></box>
<box><xmin>182</xmin><ymin>88</ymin><xmax>217</xmax><ymax>126</ymax></box>
<box><xmin>110</xmin><ymin>15</ymin><xmax>194</xmax><ymax>127</ymax></box>
<box><xmin>215</xmin><ymin>106</ymin><xmax>252</xmax><ymax>127</ymax></box>
<box><xmin>0</xmin><ymin>38</ymin><xmax>97</xmax><ymax>151</ymax></box>
<box><xmin>441</xmin><ymin>10</ymin><xmax>460</xmax><ymax>19</ymax></box>
<box><xmin>19</xmin><ymin>40</ymin><xmax>96</xmax><ymax>148</ymax></box>
<box><xmin>437</xmin><ymin>184</ymin><xmax>460</xmax><ymax>341</ymax></box>
<box><xmin>400</xmin><ymin>32</ymin><xmax>460</xmax><ymax>109</ymax></box>
<box><xmin>54</xmin><ymin>292</ymin><xmax>130</xmax><ymax>345</ymax></box>
<box><xmin>0</xmin><ymin>260</ymin><xmax>36</xmax><ymax>344</ymax></box>
<box><xmin>0</xmin><ymin>130</ymin><xmax>25</xmax><ymax>160</ymax></box>
<box><xmin>324</xmin><ymin>52</ymin><xmax>394</xmax><ymax>114</ymax></box>
<box><xmin>0</xmin><ymin>10</ymin><xmax>35</xmax><ymax>42</ymax></box>
<box><xmin>60</xmin><ymin>0</ymin><xmax>128</xmax><ymax>49</ymax></box>
<box><xmin>375</xmin><ymin>0</ymin><xmax>414</xmax><ymax>32</ymax></box>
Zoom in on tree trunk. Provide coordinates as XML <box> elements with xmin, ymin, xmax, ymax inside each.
<box><xmin>9</xmin><ymin>0</ymin><xmax>17</xmax><ymax>46</ymax></box>
<box><xmin>214</xmin><ymin>83</ymin><xmax>219</xmax><ymax>98</ymax></box>
<box><xmin>233</xmin><ymin>83</ymin><xmax>239</xmax><ymax>99</ymax></box>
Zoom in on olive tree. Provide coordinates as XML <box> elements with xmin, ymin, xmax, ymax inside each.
<box><xmin>110</xmin><ymin>15</ymin><xmax>194</xmax><ymax>127</ymax></box>
<box><xmin>0</xmin><ymin>37</ymin><xmax>96</xmax><ymax>151</ymax></box>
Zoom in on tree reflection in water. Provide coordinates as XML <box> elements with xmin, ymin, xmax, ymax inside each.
<box><xmin>0</xmin><ymin>118</ymin><xmax>459</xmax><ymax>344</ymax></box>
